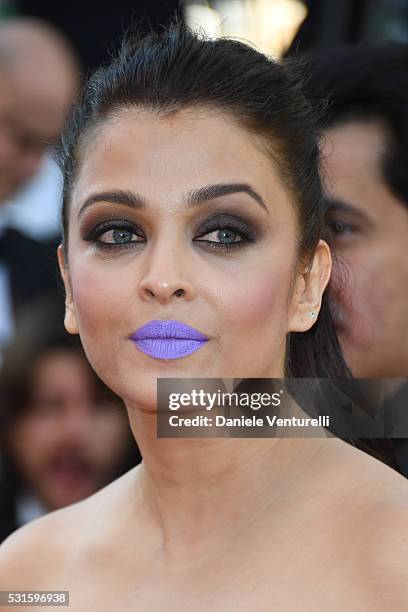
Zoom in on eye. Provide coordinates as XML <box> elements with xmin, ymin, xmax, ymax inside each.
<box><xmin>29</xmin><ymin>397</ymin><xmax>62</xmax><ymax>417</ymax></box>
<box><xmin>83</xmin><ymin>219</ymin><xmax>145</xmax><ymax>250</ymax></box>
<box><xmin>326</xmin><ymin>218</ymin><xmax>358</xmax><ymax>239</ymax></box>
<box><xmin>196</xmin><ymin>227</ymin><xmax>243</xmax><ymax>246</ymax></box>
<box><xmin>193</xmin><ymin>214</ymin><xmax>257</xmax><ymax>252</ymax></box>
<box><xmin>330</xmin><ymin>221</ymin><xmax>353</xmax><ymax>234</ymax></box>
<box><xmin>98</xmin><ymin>228</ymin><xmax>143</xmax><ymax>245</ymax></box>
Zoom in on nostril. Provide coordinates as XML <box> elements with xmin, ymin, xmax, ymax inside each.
<box><xmin>175</xmin><ymin>289</ymin><xmax>184</xmax><ymax>297</ymax></box>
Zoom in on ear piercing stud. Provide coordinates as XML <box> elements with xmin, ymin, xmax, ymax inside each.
<box><xmin>310</xmin><ymin>311</ymin><xmax>317</xmax><ymax>318</ymax></box>
<box><xmin>158</xmin><ymin>281</ymin><xmax>169</xmax><ymax>288</ymax></box>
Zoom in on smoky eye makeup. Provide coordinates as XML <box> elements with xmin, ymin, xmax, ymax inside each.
<box><xmin>79</xmin><ymin>206</ymin><xmax>262</xmax><ymax>253</ymax></box>
<box><xmin>192</xmin><ymin>212</ymin><xmax>259</xmax><ymax>251</ymax></box>
<box><xmin>81</xmin><ymin>217</ymin><xmax>145</xmax><ymax>247</ymax></box>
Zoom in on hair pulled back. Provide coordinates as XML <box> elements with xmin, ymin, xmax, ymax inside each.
<box><xmin>57</xmin><ymin>22</ymin><xmax>349</xmax><ymax>379</ymax></box>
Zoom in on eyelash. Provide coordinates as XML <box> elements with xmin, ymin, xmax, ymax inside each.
<box><xmin>83</xmin><ymin>220</ymin><xmax>144</xmax><ymax>251</ymax></box>
<box><xmin>83</xmin><ymin>217</ymin><xmax>257</xmax><ymax>253</ymax></box>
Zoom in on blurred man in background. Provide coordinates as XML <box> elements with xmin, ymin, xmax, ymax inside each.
<box><xmin>0</xmin><ymin>53</ymin><xmax>17</xmax><ymax>201</ymax></box>
<box><xmin>0</xmin><ymin>18</ymin><xmax>81</xmax><ymax>359</ymax></box>
<box><xmin>307</xmin><ymin>43</ymin><xmax>408</xmax><ymax>472</ymax></box>
<box><xmin>0</xmin><ymin>17</ymin><xmax>80</xmax><ymax>198</ymax></box>
<box><xmin>0</xmin><ymin>52</ymin><xmax>18</xmax><ymax>350</ymax></box>
<box><xmin>307</xmin><ymin>43</ymin><xmax>408</xmax><ymax>378</ymax></box>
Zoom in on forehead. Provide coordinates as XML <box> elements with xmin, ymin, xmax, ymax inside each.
<box><xmin>322</xmin><ymin>119</ymin><xmax>388</xmax><ymax>181</ymax></box>
<box><xmin>31</xmin><ymin>349</ymin><xmax>93</xmax><ymax>390</ymax></box>
<box><xmin>71</xmin><ymin>107</ymin><xmax>292</xmax><ymax>216</ymax></box>
<box><xmin>321</xmin><ymin>119</ymin><xmax>408</xmax><ymax>231</ymax></box>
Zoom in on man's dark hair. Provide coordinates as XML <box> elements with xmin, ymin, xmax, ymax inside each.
<box><xmin>306</xmin><ymin>42</ymin><xmax>408</xmax><ymax>206</ymax></box>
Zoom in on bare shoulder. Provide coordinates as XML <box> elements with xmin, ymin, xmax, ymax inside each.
<box><xmin>0</xmin><ymin>504</ymin><xmax>79</xmax><ymax>589</ymax></box>
<box><xmin>319</xmin><ymin>438</ymin><xmax>408</xmax><ymax>608</ymax></box>
<box><xmin>358</xmin><ymin>475</ymin><xmax>408</xmax><ymax>608</ymax></box>
<box><xmin>0</xmin><ymin>467</ymin><xmax>138</xmax><ymax>589</ymax></box>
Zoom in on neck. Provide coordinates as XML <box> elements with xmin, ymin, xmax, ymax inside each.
<box><xmin>126</xmin><ymin>401</ymin><xmax>325</xmax><ymax>560</ymax></box>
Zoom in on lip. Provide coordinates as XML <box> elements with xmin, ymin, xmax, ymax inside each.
<box><xmin>130</xmin><ymin>319</ymin><xmax>209</xmax><ymax>360</ymax></box>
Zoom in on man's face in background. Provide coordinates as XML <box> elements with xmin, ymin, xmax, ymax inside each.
<box><xmin>0</xmin><ymin>68</ymin><xmax>19</xmax><ymax>202</ymax></box>
<box><xmin>322</xmin><ymin>119</ymin><xmax>408</xmax><ymax>378</ymax></box>
<box><xmin>6</xmin><ymin>61</ymin><xmax>73</xmax><ymax>193</ymax></box>
<box><xmin>0</xmin><ymin>20</ymin><xmax>80</xmax><ymax>201</ymax></box>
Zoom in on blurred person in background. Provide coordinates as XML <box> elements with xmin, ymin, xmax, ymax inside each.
<box><xmin>0</xmin><ymin>51</ymin><xmax>17</xmax><ymax>202</ymax></box>
<box><xmin>0</xmin><ymin>295</ymin><xmax>141</xmax><ymax>543</ymax></box>
<box><xmin>306</xmin><ymin>43</ymin><xmax>408</xmax><ymax>473</ymax></box>
<box><xmin>0</xmin><ymin>51</ymin><xmax>18</xmax><ymax>351</ymax></box>
<box><xmin>0</xmin><ymin>17</ymin><xmax>81</xmax><ymax>359</ymax></box>
<box><xmin>0</xmin><ymin>17</ymin><xmax>80</xmax><ymax>201</ymax></box>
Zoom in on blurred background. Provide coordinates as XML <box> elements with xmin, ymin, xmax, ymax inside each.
<box><xmin>0</xmin><ymin>0</ymin><xmax>407</xmax><ymax>542</ymax></box>
<box><xmin>1</xmin><ymin>0</ymin><xmax>406</xmax><ymax>65</ymax></box>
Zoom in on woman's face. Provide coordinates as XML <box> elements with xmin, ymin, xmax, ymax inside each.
<box><xmin>59</xmin><ymin>108</ymin><xmax>326</xmax><ymax>409</ymax></box>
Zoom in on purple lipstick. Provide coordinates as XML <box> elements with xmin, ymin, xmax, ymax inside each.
<box><xmin>130</xmin><ymin>319</ymin><xmax>208</xmax><ymax>360</ymax></box>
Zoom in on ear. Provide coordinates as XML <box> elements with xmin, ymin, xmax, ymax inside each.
<box><xmin>287</xmin><ymin>240</ymin><xmax>332</xmax><ymax>332</ymax></box>
<box><xmin>57</xmin><ymin>244</ymin><xmax>79</xmax><ymax>335</ymax></box>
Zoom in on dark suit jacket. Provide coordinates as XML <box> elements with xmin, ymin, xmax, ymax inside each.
<box><xmin>0</xmin><ymin>228</ymin><xmax>61</xmax><ymax>315</ymax></box>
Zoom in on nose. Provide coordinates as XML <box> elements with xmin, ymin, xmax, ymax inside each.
<box><xmin>138</xmin><ymin>238</ymin><xmax>195</xmax><ymax>304</ymax></box>
<box><xmin>58</xmin><ymin>403</ymin><xmax>94</xmax><ymax>445</ymax></box>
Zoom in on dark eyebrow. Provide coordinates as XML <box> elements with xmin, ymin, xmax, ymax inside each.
<box><xmin>185</xmin><ymin>183</ymin><xmax>269</xmax><ymax>213</ymax></box>
<box><xmin>324</xmin><ymin>197</ymin><xmax>374</xmax><ymax>228</ymax></box>
<box><xmin>78</xmin><ymin>190</ymin><xmax>147</xmax><ymax>219</ymax></box>
<box><xmin>77</xmin><ymin>182</ymin><xmax>269</xmax><ymax>219</ymax></box>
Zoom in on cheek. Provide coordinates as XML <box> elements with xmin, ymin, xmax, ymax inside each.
<box><xmin>335</xmin><ymin>256</ymin><xmax>379</xmax><ymax>349</ymax></box>
<box><xmin>10</xmin><ymin>419</ymin><xmax>54</xmax><ymax>472</ymax></box>
<box><xmin>72</xmin><ymin>261</ymin><xmax>123</xmax><ymax>322</ymax></box>
<box><xmin>336</xmin><ymin>248</ymin><xmax>404</xmax><ymax>347</ymax></box>
<box><xmin>91</xmin><ymin>412</ymin><xmax>129</xmax><ymax>447</ymax></box>
<box><xmin>90</xmin><ymin>416</ymin><xmax>130</xmax><ymax>465</ymax></box>
<box><xmin>70</xmin><ymin>260</ymin><xmax>130</xmax><ymax>353</ymax></box>
<box><xmin>69</xmin><ymin>258</ymin><xmax>147</xmax><ymax>396</ymax></box>
<box><xmin>212</xmin><ymin>259</ymin><xmax>292</xmax><ymax>342</ymax></box>
<box><xmin>233</xmin><ymin>278</ymin><xmax>286</xmax><ymax>322</ymax></box>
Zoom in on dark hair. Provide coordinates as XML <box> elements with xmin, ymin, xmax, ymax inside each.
<box><xmin>305</xmin><ymin>42</ymin><xmax>408</xmax><ymax>207</ymax></box>
<box><xmin>57</xmin><ymin>22</ymin><xmax>350</xmax><ymax>380</ymax></box>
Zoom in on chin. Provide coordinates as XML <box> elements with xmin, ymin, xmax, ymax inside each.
<box><xmin>121</xmin><ymin>379</ymin><xmax>161</xmax><ymax>413</ymax></box>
